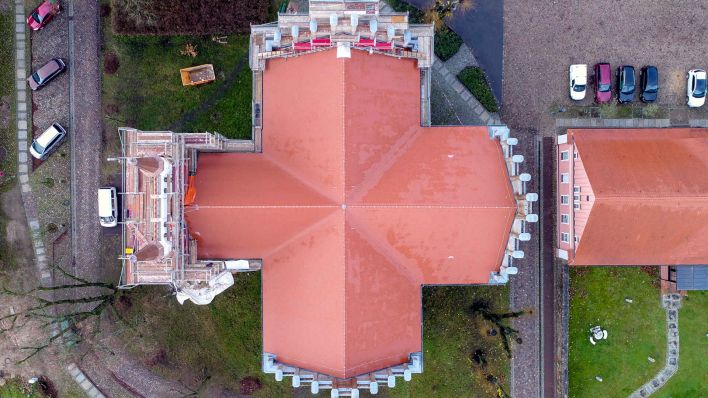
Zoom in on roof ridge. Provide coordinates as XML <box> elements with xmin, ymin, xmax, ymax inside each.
<box><xmin>262</xmin><ymin>207</ymin><xmax>342</xmax><ymax>259</ymax></box>
<box><xmin>594</xmin><ymin>195</ymin><xmax>708</xmax><ymax>201</ymax></box>
<box><xmin>262</xmin><ymin>154</ymin><xmax>341</xmax><ymax>205</ymax></box>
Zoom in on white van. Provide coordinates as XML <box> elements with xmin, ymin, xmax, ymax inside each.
<box><xmin>98</xmin><ymin>187</ymin><xmax>118</xmax><ymax>228</ymax></box>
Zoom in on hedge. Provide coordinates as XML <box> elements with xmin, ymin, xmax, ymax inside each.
<box><xmin>111</xmin><ymin>0</ymin><xmax>269</xmax><ymax>35</ymax></box>
<box><xmin>457</xmin><ymin>66</ymin><xmax>498</xmax><ymax>113</ymax></box>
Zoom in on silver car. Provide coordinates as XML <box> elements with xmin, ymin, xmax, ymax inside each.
<box><xmin>29</xmin><ymin>123</ymin><xmax>67</xmax><ymax>160</ymax></box>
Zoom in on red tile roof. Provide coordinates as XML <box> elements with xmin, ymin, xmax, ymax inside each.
<box><xmin>186</xmin><ymin>49</ymin><xmax>516</xmax><ymax>378</ymax></box>
<box><xmin>568</xmin><ymin>128</ymin><xmax>708</xmax><ymax>265</ymax></box>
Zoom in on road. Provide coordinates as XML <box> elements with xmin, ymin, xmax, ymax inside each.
<box><xmin>68</xmin><ymin>0</ymin><xmax>103</xmax><ymax>282</ymax></box>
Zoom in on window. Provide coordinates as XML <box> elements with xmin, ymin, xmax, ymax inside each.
<box><xmin>586</xmin><ymin>195</ymin><xmax>591</xmax><ymax>201</ymax></box>
<box><xmin>561</xmin><ymin>195</ymin><xmax>569</xmax><ymax>205</ymax></box>
<box><xmin>561</xmin><ymin>232</ymin><xmax>569</xmax><ymax>243</ymax></box>
<box><xmin>574</xmin><ymin>202</ymin><xmax>581</xmax><ymax>209</ymax></box>
<box><xmin>574</xmin><ymin>152</ymin><xmax>579</xmax><ymax>159</ymax></box>
<box><xmin>561</xmin><ymin>173</ymin><xmax>569</xmax><ymax>183</ymax></box>
<box><xmin>573</xmin><ymin>194</ymin><xmax>580</xmax><ymax>202</ymax></box>
<box><xmin>561</xmin><ymin>214</ymin><xmax>569</xmax><ymax>224</ymax></box>
<box><xmin>560</xmin><ymin>151</ymin><xmax>569</xmax><ymax>161</ymax></box>
<box><xmin>574</xmin><ymin>235</ymin><xmax>579</xmax><ymax>243</ymax></box>
<box><xmin>573</xmin><ymin>186</ymin><xmax>581</xmax><ymax>193</ymax></box>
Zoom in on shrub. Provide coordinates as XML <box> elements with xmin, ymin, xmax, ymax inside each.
<box><xmin>104</xmin><ymin>53</ymin><xmax>119</xmax><ymax>74</ymax></box>
<box><xmin>457</xmin><ymin>66</ymin><xmax>498</xmax><ymax>113</ymax></box>
<box><xmin>642</xmin><ymin>104</ymin><xmax>661</xmax><ymax>118</ymax></box>
<box><xmin>387</xmin><ymin>0</ymin><xmax>463</xmax><ymax>61</ymax></box>
<box><xmin>434</xmin><ymin>26</ymin><xmax>463</xmax><ymax>61</ymax></box>
<box><xmin>111</xmin><ymin>0</ymin><xmax>269</xmax><ymax>35</ymax></box>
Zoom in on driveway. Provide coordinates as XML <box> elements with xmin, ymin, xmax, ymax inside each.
<box><xmin>503</xmin><ymin>0</ymin><xmax>708</xmax><ymax>132</ymax></box>
<box><xmin>406</xmin><ymin>0</ymin><xmax>504</xmax><ymax>102</ymax></box>
<box><xmin>68</xmin><ymin>0</ymin><xmax>103</xmax><ymax>282</ymax></box>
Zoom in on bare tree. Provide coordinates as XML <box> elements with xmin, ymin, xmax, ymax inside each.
<box><xmin>0</xmin><ymin>265</ymin><xmax>122</xmax><ymax>363</ymax></box>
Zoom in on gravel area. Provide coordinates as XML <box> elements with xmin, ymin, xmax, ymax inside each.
<box><xmin>503</xmin><ymin>0</ymin><xmax>708</xmax><ymax>132</ymax></box>
<box><xmin>70</xmin><ymin>0</ymin><xmax>103</xmax><ymax>283</ymax></box>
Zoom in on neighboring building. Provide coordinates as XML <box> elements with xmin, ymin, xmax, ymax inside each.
<box><xmin>115</xmin><ymin>1</ymin><xmax>536</xmax><ymax>396</ymax></box>
<box><xmin>556</xmin><ymin>128</ymin><xmax>708</xmax><ymax>265</ymax></box>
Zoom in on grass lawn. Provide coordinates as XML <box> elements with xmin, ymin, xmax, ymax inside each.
<box><xmin>457</xmin><ymin>67</ymin><xmax>498</xmax><ymax>113</ymax></box>
<box><xmin>0</xmin><ymin>379</ymin><xmax>46</xmax><ymax>398</ymax></box>
<box><xmin>102</xmin><ymin>22</ymin><xmax>252</xmax><ymax>139</ymax></box>
<box><xmin>390</xmin><ymin>285</ymin><xmax>512</xmax><ymax>398</ymax></box>
<box><xmin>0</xmin><ymin>9</ymin><xmax>16</xmax><ymax>190</ymax></box>
<box><xmin>121</xmin><ymin>278</ymin><xmax>512</xmax><ymax>397</ymax></box>
<box><xmin>568</xmin><ymin>267</ymin><xmax>665</xmax><ymax>398</ymax></box>
<box><xmin>654</xmin><ymin>290</ymin><xmax>708</xmax><ymax>398</ymax></box>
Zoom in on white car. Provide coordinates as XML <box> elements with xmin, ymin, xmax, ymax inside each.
<box><xmin>687</xmin><ymin>69</ymin><xmax>706</xmax><ymax>108</ymax></box>
<box><xmin>569</xmin><ymin>64</ymin><xmax>587</xmax><ymax>100</ymax></box>
<box><xmin>29</xmin><ymin>123</ymin><xmax>66</xmax><ymax>160</ymax></box>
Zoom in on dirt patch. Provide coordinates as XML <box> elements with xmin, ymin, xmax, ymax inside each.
<box><xmin>100</xmin><ymin>3</ymin><xmax>111</xmax><ymax>18</ymax></box>
<box><xmin>0</xmin><ymin>95</ymin><xmax>10</xmax><ymax>127</ymax></box>
<box><xmin>145</xmin><ymin>348</ymin><xmax>168</xmax><ymax>368</ymax></box>
<box><xmin>104</xmin><ymin>53</ymin><xmax>119</xmax><ymax>74</ymax></box>
<box><xmin>238</xmin><ymin>376</ymin><xmax>263</xmax><ymax>395</ymax></box>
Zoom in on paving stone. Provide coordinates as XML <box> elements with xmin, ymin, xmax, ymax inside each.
<box><xmin>40</xmin><ymin>270</ymin><xmax>51</xmax><ymax>280</ymax></box>
<box><xmin>18</xmin><ymin>151</ymin><xmax>27</xmax><ymax>162</ymax></box>
<box><xmin>18</xmin><ymin>140</ymin><xmax>26</xmax><ymax>151</ymax></box>
<box><xmin>15</xmin><ymin>32</ymin><xmax>24</xmax><ymax>41</ymax></box>
<box><xmin>17</xmin><ymin>119</ymin><xmax>27</xmax><ymax>130</ymax></box>
<box><xmin>460</xmin><ymin>90</ymin><xmax>471</xmax><ymax>101</ymax></box>
<box><xmin>15</xmin><ymin>14</ymin><xmax>23</xmax><ymax>23</ymax></box>
<box><xmin>80</xmin><ymin>379</ymin><xmax>92</xmax><ymax>390</ymax></box>
<box><xmin>440</xmin><ymin>66</ymin><xmax>450</xmax><ymax>77</ymax></box>
<box><xmin>452</xmin><ymin>81</ymin><xmax>465</xmax><ymax>94</ymax></box>
<box><xmin>15</xmin><ymin>23</ymin><xmax>24</xmax><ymax>33</ymax></box>
<box><xmin>87</xmin><ymin>387</ymin><xmax>101</xmax><ymax>397</ymax></box>
<box><xmin>480</xmin><ymin>113</ymin><xmax>490</xmax><ymax>122</ymax></box>
<box><xmin>66</xmin><ymin>363</ymin><xmax>78</xmax><ymax>372</ymax></box>
<box><xmin>29</xmin><ymin>220</ymin><xmax>39</xmax><ymax>230</ymax></box>
<box><xmin>21</xmin><ymin>183</ymin><xmax>30</xmax><ymax>193</ymax></box>
<box><xmin>18</xmin><ymin>129</ymin><xmax>27</xmax><ymax>140</ymax></box>
<box><xmin>18</xmin><ymin>164</ymin><xmax>27</xmax><ymax>173</ymax></box>
<box><xmin>36</xmin><ymin>247</ymin><xmax>45</xmax><ymax>255</ymax></box>
<box><xmin>17</xmin><ymin>112</ymin><xmax>27</xmax><ymax>120</ymax></box>
<box><xmin>19</xmin><ymin>174</ymin><xmax>28</xmax><ymax>184</ymax></box>
<box><xmin>16</xmin><ymin>69</ymin><xmax>25</xmax><ymax>79</ymax></box>
<box><xmin>75</xmin><ymin>373</ymin><xmax>86</xmax><ymax>383</ymax></box>
<box><xmin>17</xmin><ymin>90</ymin><xmax>26</xmax><ymax>102</ymax></box>
<box><xmin>15</xmin><ymin>80</ymin><xmax>24</xmax><ymax>90</ymax></box>
<box><xmin>18</xmin><ymin>102</ymin><xmax>26</xmax><ymax>112</ymax></box>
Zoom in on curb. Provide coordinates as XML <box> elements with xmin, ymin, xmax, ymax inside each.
<box><xmin>66</xmin><ymin>363</ymin><xmax>106</xmax><ymax>398</ymax></box>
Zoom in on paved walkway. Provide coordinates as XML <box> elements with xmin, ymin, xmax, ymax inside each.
<box><xmin>13</xmin><ymin>0</ymin><xmax>51</xmax><ymax>287</ymax></box>
<box><xmin>629</xmin><ymin>294</ymin><xmax>682</xmax><ymax>398</ymax></box>
<box><xmin>430</xmin><ymin>55</ymin><xmax>501</xmax><ymax>126</ymax></box>
<box><xmin>67</xmin><ymin>363</ymin><xmax>106</xmax><ymax>398</ymax></box>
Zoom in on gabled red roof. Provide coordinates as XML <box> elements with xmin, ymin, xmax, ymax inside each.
<box><xmin>568</xmin><ymin>128</ymin><xmax>708</xmax><ymax>265</ymax></box>
<box><xmin>186</xmin><ymin>49</ymin><xmax>516</xmax><ymax>378</ymax></box>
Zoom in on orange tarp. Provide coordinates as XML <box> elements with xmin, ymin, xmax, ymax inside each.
<box><xmin>568</xmin><ymin>128</ymin><xmax>708</xmax><ymax>265</ymax></box>
<box><xmin>186</xmin><ymin>49</ymin><xmax>516</xmax><ymax>378</ymax></box>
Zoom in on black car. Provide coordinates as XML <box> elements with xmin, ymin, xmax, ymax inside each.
<box><xmin>26</xmin><ymin>58</ymin><xmax>66</xmax><ymax>91</ymax></box>
<box><xmin>640</xmin><ymin>66</ymin><xmax>659</xmax><ymax>103</ymax></box>
<box><xmin>616</xmin><ymin>65</ymin><xmax>635</xmax><ymax>103</ymax></box>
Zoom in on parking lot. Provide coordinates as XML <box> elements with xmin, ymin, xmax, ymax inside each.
<box><xmin>503</xmin><ymin>0</ymin><xmax>708</xmax><ymax>132</ymax></box>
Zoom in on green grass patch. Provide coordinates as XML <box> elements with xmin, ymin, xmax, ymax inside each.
<box><xmin>568</xmin><ymin>267</ymin><xmax>665</xmax><ymax>398</ymax></box>
<box><xmin>654</xmin><ymin>291</ymin><xmax>708</xmax><ymax>398</ymax></box>
<box><xmin>120</xmin><ymin>272</ymin><xmax>290</xmax><ymax>397</ymax></box>
<box><xmin>122</xmin><ymin>277</ymin><xmax>512</xmax><ymax>397</ymax></box>
<box><xmin>102</xmin><ymin>27</ymin><xmax>252</xmax><ymax>139</ymax></box>
<box><xmin>0</xmin><ymin>379</ymin><xmax>47</xmax><ymax>398</ymax></box>
<box><xmin>390</xmin><ymin>285</ymin><xmax>512</xmax><ymax>398</ymax></box>
<box><xmin>0</xmin><ymin>10</ymin><xmax>16</xmax><ymax>191</ymax></box>
<box><xmin>457</xmin><ymin>67</ymin><xmax>498</xmax><ymax>113</ymax></box>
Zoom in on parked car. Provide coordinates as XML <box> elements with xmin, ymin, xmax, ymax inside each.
<box><xmin>640</xmin><ymin>66</ymin><xmax>659</xmax><ymax>103</ymax></box>
<box><xmin>569</xmin><ymin>64</ymin><xmax>587</xmax><ymax>100</ymax></box>
<box><xmin>27</xmin><ymin>58</ymin><xmax>65</xmax><ymax>91</ymax></box>
<box><xmin>29</xmin><ymin>123</ymin><xmax>66</xmax><ymax>160</ymax></box>
<box><xmin>98</xmin><ymin>187</ymin><xmax>118</xmax><ymax>228</ymax></box>
<box><xmin>616</xmin><ymin>65</ymin><xmax>635</xmax><ymax>104</ymax></box>
<box><xmin>27</xmin><ymin>0</ymin><xmax>60</xmax><ymax>31</ymax></box>
<box><xmin>594</xmin><ymin>63</ymin><xmax>612</xmax><ymax>103</ymax></box>
<box><xmin>686</xmin><ymin>69</ymin><xmax>706</xmax><ymax>108</ymax></box>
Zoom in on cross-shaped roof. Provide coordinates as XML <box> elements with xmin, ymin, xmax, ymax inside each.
<box><xmin>185</xmin><ymin>49</ymin><xmax>516</xmax><ymax>378</ymax></box>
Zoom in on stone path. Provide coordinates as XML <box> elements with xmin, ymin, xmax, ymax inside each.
<box><xmin>430</xmin><ymin>55</ymin><xmax>501</xmax><ymax>126</ymax></box>
<box><xmin>628</xmin><ymin>294</ymin><xmax>682</xmax><ymax>398</ymax></box>
<box><xmin>555</xmin><ymin>117</ymin><xmax>671</xmax><ymax>128</ymax></box>
<box><xmin>13</xmin><ymin>0</ymin><xmax>51</xmax><ymax>287</ymax></box>
<box><xmin>66</xmin><ymin>363</ymin><xmax>106</xmax><ymax>398</ymax></box>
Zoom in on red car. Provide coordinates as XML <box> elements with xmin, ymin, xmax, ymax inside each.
<box><xmin>27</xmin><ymin>0</ymin><xmax>60</xmax><ymax>31</ymax></box>
<box><xmin>594</xmin><ymin>62</ymin><xmax>612</xmax><ymax>103</ymax></box>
